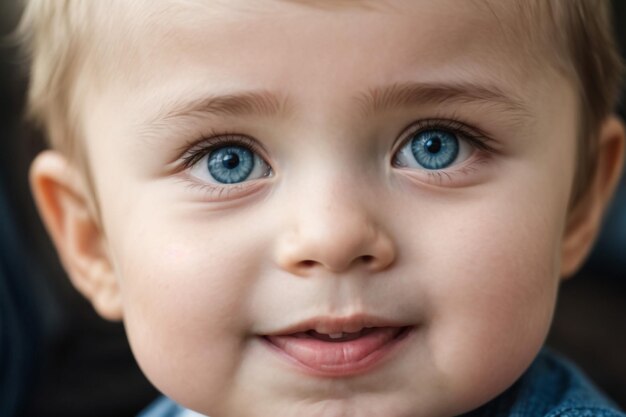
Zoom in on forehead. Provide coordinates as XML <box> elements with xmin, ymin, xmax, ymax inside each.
<box><xmin>77</xmin><ymin>0</ymin><xmax>574</xmax><ymax>154</ymax></box>
<box><xmin>91</xmin><ymin>0</ymin><xmax>552</xmax><ymax>94</ymax></box>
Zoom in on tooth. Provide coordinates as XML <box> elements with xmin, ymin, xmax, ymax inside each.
<box><xmin>329</xmin><ymin>333</ymin><xmax>344</xmax><ymax>339</ymax></box>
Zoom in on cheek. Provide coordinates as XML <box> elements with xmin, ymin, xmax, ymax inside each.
<box><xmin>107</xmin><ymin>206</ymin><xmax>266</xmax><ymax>409</ymax></box>
<box><xmin>403</xmin><ymin>188</ymin><xmax>566</xmax><ymax>403</ymax></box>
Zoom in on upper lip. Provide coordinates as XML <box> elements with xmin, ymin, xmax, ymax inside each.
<box><xmin>264</xmin><ymin>313</ymin><xmax>411</xmax><ymax>336</ymax></box>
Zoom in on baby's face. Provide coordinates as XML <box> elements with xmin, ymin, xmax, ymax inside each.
<box><xmin>80</xmin><ymin>1</ymin><xmax>579</xmax><ymax>416</ymax></box>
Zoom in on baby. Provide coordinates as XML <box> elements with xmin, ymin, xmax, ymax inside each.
<box><xmin>18</xmin><ymin>0</ymin><xmax>626</xmax><ymax>416</ymax></box>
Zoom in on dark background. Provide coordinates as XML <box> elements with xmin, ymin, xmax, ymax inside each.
<box><xmin>0</xmin><ymin>1</ymin><xmax>625</xmax><ymax>416</ymax></box>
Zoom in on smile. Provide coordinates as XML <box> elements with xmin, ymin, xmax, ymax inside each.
<box><xmin>261</xmin><ymin>315</ymin><xmax>415</xmax><ymax>377</ymax></box>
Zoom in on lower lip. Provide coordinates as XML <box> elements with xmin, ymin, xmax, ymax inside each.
<box><xmin>262</xmin><ymin>327</ymin><xmax>414</xmax><ymax>377</ymax></box>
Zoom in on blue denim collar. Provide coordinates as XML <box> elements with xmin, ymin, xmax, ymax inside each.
<box><xmin>462</xmin><ymin>347</ymin><xmax>624</xmax><ymax>417</ymax></box>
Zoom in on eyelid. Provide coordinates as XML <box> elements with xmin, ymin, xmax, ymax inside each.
<box><xmin>392</xmin><ymin>118</ymin><xmax>497</xmax><ymax>158</ymax></box>
<box><xmin>179</xmin><ymin>132</ymin><xmax>271</xmax><ymax>171</ymax></box>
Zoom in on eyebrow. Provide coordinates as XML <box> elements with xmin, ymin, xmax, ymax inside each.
<box><xmin>140</xmin><ymin>81</ymin><xmax>531</xmax><ymax>138</ymax></box>
<box><xmin>356</xmin><ymin>81</ymin><xmax>532</xmax><ymax>121</ymax></box>
<box><xmin>141</xmin><ymin>90</ymin><xmax>288</xmax><ymax>133</ymax></box>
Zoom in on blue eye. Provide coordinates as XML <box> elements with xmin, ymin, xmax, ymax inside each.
<box><xmin>207</xmin><ymin>146</ymin><xmax>255</xmax><ymax>184</ymax></box>
<box><xmin>395</xmin><ymin>129</ymin><xmax>470</xmax><ymax>171</ymax></box>
<box><xmin>409</xmin><ymin>130</ymin><xmax>458</xmax><ymax>170</ymax></box>
<box><xmin>188</xmin><ymin>143</ymin><xmax>271</xmax><ymax>185</ymax></box>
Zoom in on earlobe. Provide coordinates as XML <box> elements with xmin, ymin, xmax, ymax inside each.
<box><xmin>561</xmin><ymin>116</ymin><xmax>625</xmax><ymax>278</ymax></box>
<box><xmin>29</xmin><ymin>150</ymin><xmax>123</xmax><ymax>321</ymax></box>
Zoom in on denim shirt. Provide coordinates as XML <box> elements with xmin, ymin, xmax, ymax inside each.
<box><xmin>138</xmin><ymin>348</ymin><xmax>625</xmax><ymax>417</ymax></box>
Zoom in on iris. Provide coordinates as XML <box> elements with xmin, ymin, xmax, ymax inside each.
<box><xmin>410</xmin><ymin>130</ymin><xmax>459</xmax><ymax>170</ymax></box>
<box><xmin>207</xmin><ymin>146</ymin><xmax>255</xmax><ymax>184</ymax></box>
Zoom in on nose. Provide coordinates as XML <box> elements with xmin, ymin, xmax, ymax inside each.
<box><xmin>273</xmin><ymin>185</ymin><xmax>396</xmax><ymax>276</ymax></box>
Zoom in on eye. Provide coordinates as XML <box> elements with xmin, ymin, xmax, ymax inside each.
<box><xmin>188</xmin><ymin>143</ymin><xmax>271</xmax><ymax>184</ymax></box>
<box><xmin>394</xmin><ymin>129</ymin><xmax>473</xmax><ymax>170</ymax></box>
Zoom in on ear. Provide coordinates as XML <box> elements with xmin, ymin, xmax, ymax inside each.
<box><xmin>561</xmin><ymin>115</ymin><xmax>625</xmax><ymax>278</ymax></box>
<box><xmin>30</xmin><ymin>150</ymin><xmax>123</xmax><ymax>320</ymax></box>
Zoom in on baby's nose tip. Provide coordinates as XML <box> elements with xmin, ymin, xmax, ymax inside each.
<box><xmin>275</xmin><ymin>228</ymin><xmax>396</xmax><ymax>276</ymax></box>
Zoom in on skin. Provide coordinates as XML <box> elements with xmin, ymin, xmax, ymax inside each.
<box><xmin>29</xmin><ymin>1</ymin><xmax>625</xmax><ymax>416</ymax></box>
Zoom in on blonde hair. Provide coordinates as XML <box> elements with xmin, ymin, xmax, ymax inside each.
<box><xmin>18</xmin><ymin>0</ymin><xmax>623</xmax><ymax>202</ymax></box>
<box><xmin>18</xmin><ymin>0</ymin><xmax>92</xmax><ymax>159</ymax></box>
<box><xmin>542</xmin><ymin>1</ymin><xmax>623</xmax><ymax>203</ymax></box>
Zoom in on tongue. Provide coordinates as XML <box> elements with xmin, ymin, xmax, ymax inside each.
<box><xmin>267</xmin><ymin>327</ymin><xmax>401</xmax><ymax>368</ymax></box>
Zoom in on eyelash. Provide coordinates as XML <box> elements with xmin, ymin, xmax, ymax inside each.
<box><xmin>180</xmin><ymin>133</ymin><xmax>266</xmax><ymax>170</ymax></box>
<box><xmin>178</xmin><ymin>118</ymin><xmax>496</xmax><ymax>197</ymax></box>
<box><xmin>396</xmin><ymin>118</ymin><xmax>495</xmax><ymax>154</ymax></box>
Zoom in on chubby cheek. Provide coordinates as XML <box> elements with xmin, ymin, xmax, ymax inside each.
<box><xmin>412</xmin><ymin>192</ymin><xmax>565</xmax><ymax>404</ymax></box>
<box><xmin>107</xmin><ymin>206</ymin><xmax>265</xmax><ymax>411</ymax></box>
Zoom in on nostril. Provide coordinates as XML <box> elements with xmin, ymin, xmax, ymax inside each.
<box><xmin>300</xmin><ymin>260</ymin><xmax>316</xmax><ymax>268</ymax></box>
<box><xmin>361</xmin><ymin>255</ymin><xmax>374</xmax><ymax>264</ymax></box>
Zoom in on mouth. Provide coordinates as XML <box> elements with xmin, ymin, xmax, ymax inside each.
<box><xmin>261</xmin><ymin>316</ymin><xmax>415</xmax><ymax>377</ymax></box>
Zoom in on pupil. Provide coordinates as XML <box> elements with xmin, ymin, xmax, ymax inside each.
<box><xmin>222</xmin><ymin>153</ymin><xmax>240</xmax><ymax>169</ymax></box>
<box><xmin>425</xmin><ymin>137</ymin><xmax>442</xmax><ymax>154</ymax></box>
